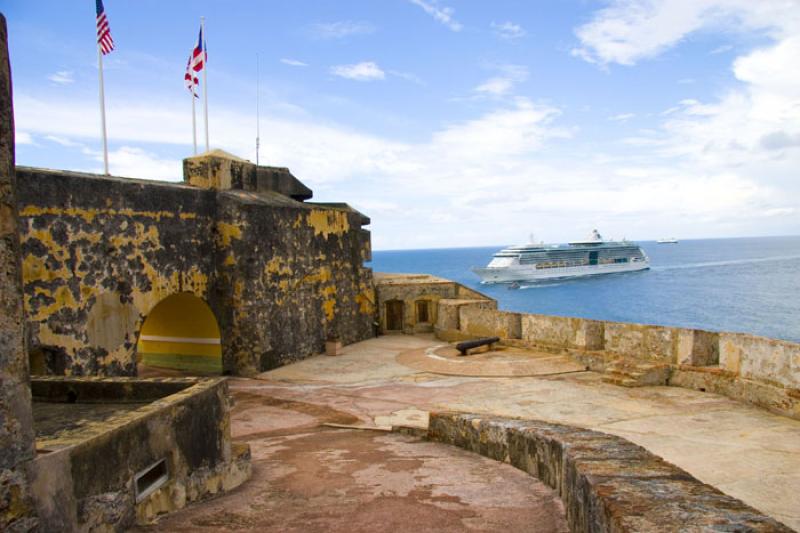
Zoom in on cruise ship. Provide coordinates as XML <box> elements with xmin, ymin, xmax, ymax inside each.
<box><xmin>472</xmin><ymin>230</ymin><xmax>649</xmax><ymax>284</ymax></box>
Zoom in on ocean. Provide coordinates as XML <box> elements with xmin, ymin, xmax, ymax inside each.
<box><xmin>369</xmin><ymin>236</ymin><xmax>800</xmax><ymax>343</ymax></box>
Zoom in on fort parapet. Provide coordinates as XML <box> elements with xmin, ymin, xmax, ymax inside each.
<box><xmin>16</xmin><ymin>151</ymin><xmax>375</xmax><ymax>377</ymax></box>
<box><xmin>376</xmin><ymin>273</ymin><xmax>800</xmax><ymax>421</ymax></box>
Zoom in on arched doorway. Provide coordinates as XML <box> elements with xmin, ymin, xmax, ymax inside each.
<box><xmin>136</xmin><ymin>293</ymin><xmax>222</xmax><ymax>374</ymax></box>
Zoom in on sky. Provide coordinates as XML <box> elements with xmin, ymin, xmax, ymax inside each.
<box><xmin>4</xmin><ymin>0</ymin><xmax>800</xmax><ymax>249</ymax></box>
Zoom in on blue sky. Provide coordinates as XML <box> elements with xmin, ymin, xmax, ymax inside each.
<box><xmin>5</xmin><ymin>1</ymin><xmax>800</xmax><ymax>249</ymax></box>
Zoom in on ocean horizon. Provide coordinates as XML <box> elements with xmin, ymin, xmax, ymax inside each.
<box><xmin>369</xmin><ymin>235</ymin><xmax>800</xmax><ymax>343</ymax></box>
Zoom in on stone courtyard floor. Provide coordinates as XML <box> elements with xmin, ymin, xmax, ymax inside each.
<box><xmin>143</xmin><ymin>335</ymin><xmax>800</xmax><ymax>531</ymax></box>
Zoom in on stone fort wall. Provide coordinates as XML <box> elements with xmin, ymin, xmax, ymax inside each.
<box><xmin>0</xmin><ymin>13</ymin><xmax>38</xmax><ymax>531</ymax></box>
<box><xmin>376</xmin><ymin>273</ymin><xmax>800</xmax><ymax>421</ymax></box>
<box><xmin>16</xmin><ymin>152</ymin><xmax>375</xmax><ymax>377</ymax></box>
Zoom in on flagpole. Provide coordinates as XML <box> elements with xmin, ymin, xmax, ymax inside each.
<box><xmin>191</xmin><ymin>90</ymin><xmax>197</xmax><ymax>155</ymax></box>
<box><xmin>256</xmin><ymin>53</ymin><xmax>260</xmax><ymax>166</ymax></box>
<box><xmin>201</xmin><ymin>16</ymin><xmax>209</xmax><ymax>153</ymax></box>
<box><xmin>97</xmin><ymin>45</ymin><xmax>110</xmax><ymax>175</ymax></box>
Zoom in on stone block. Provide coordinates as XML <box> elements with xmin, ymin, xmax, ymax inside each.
<box><xmin>460</xmin><ymin>307</ymin><xmax>521</xmax><ymax>339</ymax></box>
<box><xmin>604</xmin><ymin>322</ymin><xmax>676</xmax><ymax>362</ymax></box>
<box><xmin>521</xmin><ymin>314</ymin><xmax>604</xmax><ymax>351</ymax></box>
<box><xmin>184</xmin><ymin>149</ymin><xmax>257</xmax><ymax>191</ymax></box>
<box><xmin>720</xmin><ymin>333</ymin><xmax>799</xmax><ymax>389</ymax></box>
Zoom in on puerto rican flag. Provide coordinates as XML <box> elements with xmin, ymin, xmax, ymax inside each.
<box><xmin>184</xmin><ymin>27</ymin><xmax>205</xmax><ymax>96</ymax></box>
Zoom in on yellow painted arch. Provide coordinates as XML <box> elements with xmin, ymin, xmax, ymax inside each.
<box><xmin>136</xmin><ymin>293</ymin><xmax>222</xmax><ymax>373</ymax></box>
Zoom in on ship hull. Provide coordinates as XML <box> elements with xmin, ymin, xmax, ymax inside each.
<box><xmin>472</xmin><ymin>261</ymin><xmax>649</xmax><ymax>284</ymax></box>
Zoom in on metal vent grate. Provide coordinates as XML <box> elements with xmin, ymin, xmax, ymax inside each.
<box><xmin>134</xmin><ymin>458</ymin><xmax>169</xmax><ymax>502</ymax></box>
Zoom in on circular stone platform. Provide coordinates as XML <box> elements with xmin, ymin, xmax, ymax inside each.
<box><xmin>396</xmin><ymin>344</ymin><xmax>588</xmax><ymax>378</ymax></box>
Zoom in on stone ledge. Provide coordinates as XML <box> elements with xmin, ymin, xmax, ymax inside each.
<box><xmin>671</xmin><ymin>368</ymin><xmax>800</xmax><ymax>420</ymax></box>
<box><xmin>427</xmin><ymin>412</ymin><xmax>791</xmax><ymax>532</ymax></box>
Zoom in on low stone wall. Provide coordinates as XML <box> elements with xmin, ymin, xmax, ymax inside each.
<box><xmin>30</xmin><ymin>375</ymin><xmax>196</xmax><ymax>403</ymax></box>
<box><xmin>460</xmin><ymin>306</ymin><xmax>520</xmax><ymax>339</ymax></box>
<box><xmin>434</xmin><ymin>298</ymin><xmax>800</xmax><ymax>419</ymax></box>
<box><xmin>521</xmin><ymin>314</ymin><xmax>605</xmax><ymax>353</ymax></box>
<box><xmin>28</xmin><ymin>377</ymin><xmax>251</xmax><ymax>531</ymax></box>
<box><xmin>428</xmin><ymin>412</ymin><xmax>790</xmax><ymax>532</ymax></box>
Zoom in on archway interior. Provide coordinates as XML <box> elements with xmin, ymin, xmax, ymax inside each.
<box><xmin>136</xmin><ymin>293</ymin><xmax>222</xmax><ymax>374</ymax></box>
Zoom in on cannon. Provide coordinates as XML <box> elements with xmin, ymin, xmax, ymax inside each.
<box><xmin>456</xmin><ymin>336</ymin><xmax>500</xmax><ymax>356</ymax></box>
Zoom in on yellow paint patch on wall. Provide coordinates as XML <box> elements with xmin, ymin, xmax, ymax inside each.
<box><xmin>217</xmin><ymin>222</ymin><xmax>243</xmax><ymax>247</ymax></box>
<box><xmin>23</xmin><ymin>254</ymin><xmax>67</xmax><ymax>283</ymax></box>
<box><xmin>26</xmin><ymin>285</ymin><xmax>81</xmax><ymax>322</ymax></box>
<box><xmin>302</xmin><ymin>266</ymin><xmax>332</xmax><ymax>285</ymax></box>
<box><xmin>130</xmin><ymin>266</ymin><xmax>209</xmax><ymax>315</ymax></box>
<box><xmin>306</xmin><ymin>209</ymin><xmax>350</xmax><ymax>238</ymax></box>
<box><xmin>355</xmin><ymin>285</ymin><xmax>375</xmax><ymax>314</ymax></box>
<box><xmin>264</xmin><ymin>256</ymin><xmax>293</xmax><ymax>276</ymax></box>
<box><xmin>19</xmin><ymin>205</ymin><xmax>182</xmax><ymax>223</ymax></box>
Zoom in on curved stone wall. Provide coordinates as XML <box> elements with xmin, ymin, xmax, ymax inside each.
<box><xmin>428</xmin><ymin>412</ymin><xmax>791</xmax><ymax>532</ymax></box>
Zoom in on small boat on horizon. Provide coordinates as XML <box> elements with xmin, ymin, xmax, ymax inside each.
<box><xmin>657</xmin><ymin>238</ymin><xmax>679</xmax><ymax>244</ymax></box>
<box><xmin>471</xmin><ymin>230</ymin><xmax>650</xmax><ymax>284</ymax></box>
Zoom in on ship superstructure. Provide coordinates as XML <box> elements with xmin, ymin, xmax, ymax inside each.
<box><xmin>472</xmin><ymin>230</ymin><xmax>649</xmax><ymax>283</ymax></box>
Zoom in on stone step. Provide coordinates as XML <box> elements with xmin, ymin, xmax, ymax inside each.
<box><xmin>602</xmin><ymin>358</ymin><xmax>671</xmax><ymax>387</ymax></box>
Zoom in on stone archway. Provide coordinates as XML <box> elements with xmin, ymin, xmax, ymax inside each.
<box><xmin>136</xmin><ymin>292</ymin><xmax>222</xmax><ymax>374</ymax></box>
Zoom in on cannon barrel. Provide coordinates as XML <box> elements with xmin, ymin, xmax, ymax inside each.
<box><xmin>456</xmin><ymin>336</ymin><xmax>500</xmax><ymax>356</ymax></box>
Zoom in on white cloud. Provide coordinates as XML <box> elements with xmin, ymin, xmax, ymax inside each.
<box><xmin>310</xmin><ymin>21</ymin><xmax>375</xmax><ymax>39</ymax></box>
<box><xmin>16</xmin><ymin>132</ymin><xmax>34</xmax><ymax>145</ymax></box>
<box><xmin>475</xmin><ymin>77</ymin><xmax>514</xmax><ymax>96</ymax></box>
<box><xmin>44</xmin><ymin>135</ymin><xmax>84</xmax><ymax>147</ymax></box>
<box><xmin>280</xmin><ymin>58</ymin><xmax>308</xmax><ymax>67</ymax></box>
<box><xmin>388</xmin><ymin>70</ymin><xmax>425</xmax><ymax>85</ymax></box>
<box><xmin>571</xmin><ymin>0</ymin><xmax>800</xmax><ymax>66</ymax></box>
<box><xmin>408</xmin><ymin>0</ymin><xmax>462</xmax><ymax>32</ymax></box>
<box><xmin>609</xmin><ymin>113</ymin><xmax>636</xmax><ymax>122</ymax></box>
<box><xmin>474</xmin><ymin>64</ymin><xmax>528</xmax><ymax>97</ymax></box>
<box><xmin>47</xmin><ymin>70</ymin><xmax>74</xmax><ymax>85</ymax></box>
<box><xmin>491</xmin><ymin>21</ymin><xmax>526</xmax><ymax>40</ymax></box>
<box><xmin>86</xmin><ymin>146</ymin><xmax>183</xmax><ymax>181</ymax></box>
<box><xmin>330</xmin><ymin>61</ymin><xmax>385</xmax><ymax>81</ymax></box>
<box><xmin>710</xmin><ymin>44</ymin><xmax>734</xmax><ymax>54</ymax></box>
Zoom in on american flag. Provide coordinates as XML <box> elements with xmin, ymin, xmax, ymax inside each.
<box><xmin>95</xmin><ymin>0</ymin><xmax>114</xmax><ymax>55</ymax></box>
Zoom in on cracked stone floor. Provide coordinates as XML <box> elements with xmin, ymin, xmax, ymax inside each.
<box><xmin>141</xmin><ymin>334</ymin><xmax>800</xmax><ymax>531</ymax></box>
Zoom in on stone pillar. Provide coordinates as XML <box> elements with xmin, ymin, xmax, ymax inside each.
<box><xmin>0</xmin><ymin>13</ymin><xmax>38</xmax><ymax>530</ymax></box>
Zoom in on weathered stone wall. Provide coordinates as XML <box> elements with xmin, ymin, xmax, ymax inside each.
<box><xmin>428</xmin><ymin>412</ymin><xmax>791</xmax><ymax>532</ymax></box>
<box><xmin>16</xmin><ymin>154</ymin><xmax>375</xmax><ymax>376</ymax></box>
<box><xmin>460</xmin><ymin>306</ymin><xmax>521</xmax><ymax>339</ymax></box>
<box><xmin>374</xmin><ymin>273</ymin><xmax>490</xmax><ymax>334</ymax></box>
<box><xmin>214</xmin><ymin>191</ymin><xmax>374</xmax><ymax>373</ymax></box>
<box><xmin>0</xmin><ymin>13</ymin><xmax>38</xmax><ymax>530</ymax></box>
<box><xmin>17</xmin><ymin>168</ymin><xmax>217</xmax><ymax>376</ymax></box>
<box><xmin>28</xmin><ymin>377</ymin><xmax>250</xmax><ymax>531</ymax></box>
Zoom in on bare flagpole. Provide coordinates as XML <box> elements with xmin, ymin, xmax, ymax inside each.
<box><xmin>201</xmin><ymin>16</ymin><xmax>209</xmax><ymax>152</ymax></box>
<box><xmin>97</xmin><ymin>45</ymin><xmax>110</xmax><ymax>175</ymax></box>
<box><xmin>256</xmin><ymin>53</ymin><xmax>260</xmax><ymax>166</ymax></box>
<box><xmin>191</xmin><ymin>88</ymin><xmax>197</xmax><ymax>155</ymax></box>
